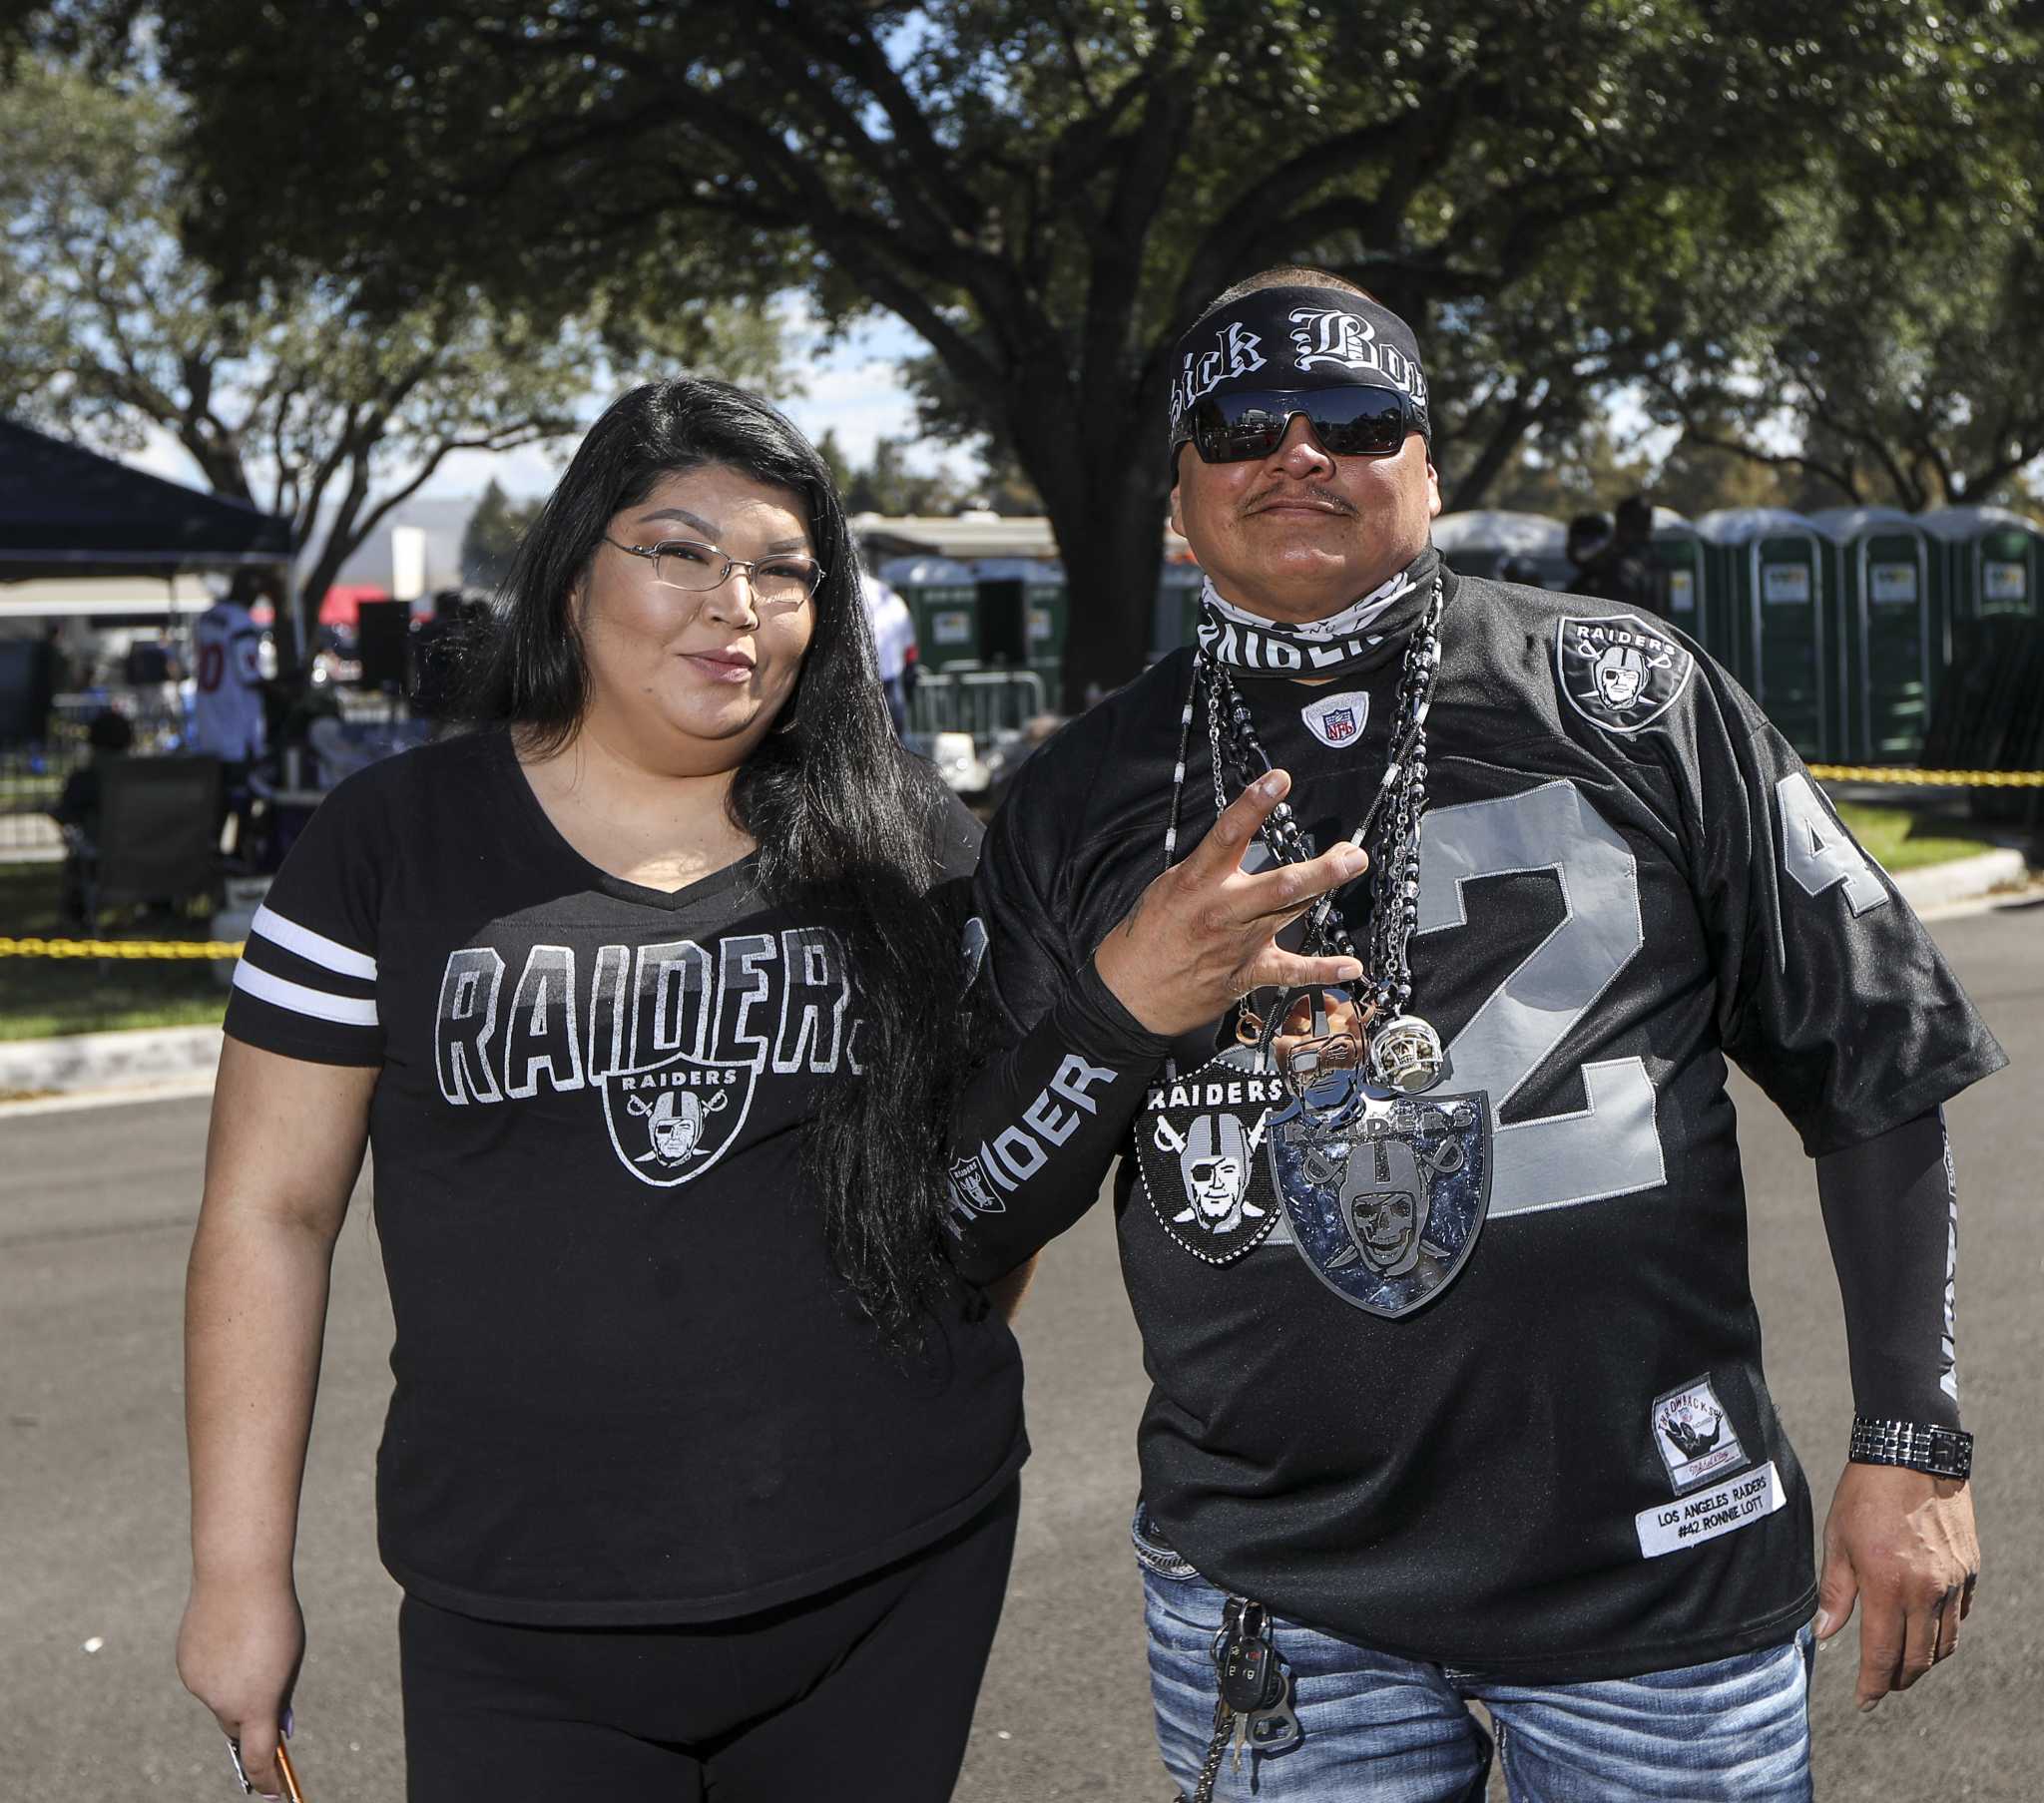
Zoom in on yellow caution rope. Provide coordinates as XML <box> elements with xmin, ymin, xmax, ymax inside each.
<box><xmin>0</xmin><ymin>937</ymin><xmax>245</xmax><ymax>960</ymax></box>
<box><xmin>1807</xmin><ymin>766</ymin><xmax>2044</xmax><ymax>787</ymax></box>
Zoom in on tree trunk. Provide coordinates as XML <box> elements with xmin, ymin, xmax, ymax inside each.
<box><xmin>1042</xmin><ymin>453</ymin><xmax>1170</xmax><ymax>712</ymax></box>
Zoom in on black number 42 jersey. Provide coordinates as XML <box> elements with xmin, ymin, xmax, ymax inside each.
<box><xmin>952</xmin><ymin>563</ymin><xmax>2003</xmax><ymax>1682</ymax></box>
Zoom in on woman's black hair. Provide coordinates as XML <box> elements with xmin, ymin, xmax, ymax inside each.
<box><xmin>465</xmin><ymin>378</ymin><xmax>981</xmax><ymax>1341</ymax></box>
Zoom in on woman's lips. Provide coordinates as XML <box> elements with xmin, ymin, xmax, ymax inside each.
<box><xmin>680</xmin><ymin>650</ymin><xmax>755</xmax><ymax>683</ymax></box>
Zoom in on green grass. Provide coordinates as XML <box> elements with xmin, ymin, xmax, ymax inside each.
<box><xmin>1831</xmin><ymin>802</ymin><xmax>1997</xmax><ymax>875</ymax></box>
<box><xmin>0</xmin><ymin>861</ymin><xmax>230</xmax><ymax>1042</ymax></box>
<box><xmin>0</xmin><ymin>795</ymin><xmax>2002</xmax><ymax>1044</ymax></box>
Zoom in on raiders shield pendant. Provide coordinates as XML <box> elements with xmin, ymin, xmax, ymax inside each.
<box><xmin>1267</xmin><ymin>1071</ymin><xmax>1492</xmax><ymax>1318</ymax></box>
<box><xmin>1133</xmin><ymin>1052</ymin><xmax>1288</xmax><ymax>1265</ymax></box>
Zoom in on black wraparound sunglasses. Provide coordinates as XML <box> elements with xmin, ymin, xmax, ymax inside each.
<box><xmin>1177</xmin><ymin>386</ymin><xmax>1425</xmax><ymax>464</ymax></box>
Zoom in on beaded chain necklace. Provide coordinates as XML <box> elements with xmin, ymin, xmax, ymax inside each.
<box><xmin>1161</xmin><ymin>575</ymin><xmax>1448</xmax><ymax>1093</ymax></box>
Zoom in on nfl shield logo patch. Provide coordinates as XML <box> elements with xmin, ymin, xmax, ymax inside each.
<box><xmin>1555</xmin><ymin>614</ymin><xmax>1695</xmax><ymax>733</ymax></box>
<box><xmin>1301</xmin><ymin>689</ymin><xmax>1370</xmax><ymax>749</ymax></box>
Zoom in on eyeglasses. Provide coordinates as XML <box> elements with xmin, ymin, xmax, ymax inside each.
<box><xmin>1178</xmin><ymin>386</ymin><xmax>1423</xmax><ymax>465</ymax></box>
<box><xmin>602</xmin><ymin>536</ymin><xmax>823</xmax><ymax>609</ymax></box>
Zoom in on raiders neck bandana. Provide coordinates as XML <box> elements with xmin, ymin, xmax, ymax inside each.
<box><xmin>1168</xmin><ymin>283</ymin><xmax>1432</xmax><ymax>449</ymax></box>
<box><xmin>1197</xmin><ymin>547</ymin><xmax>1441</xmax><ymax>678</ymax></box>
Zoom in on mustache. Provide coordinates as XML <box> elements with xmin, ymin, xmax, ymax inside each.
<box><xmin>1241</xmin><ymin>483</ymin><xmax>1358</xmax><ymax>519</ymax></box>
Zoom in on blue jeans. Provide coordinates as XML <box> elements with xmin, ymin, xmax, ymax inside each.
<box><xmin>1138</xmin><ymin>1516</ymin><xmax>1812</xmax><ymax>1801</ymax></box>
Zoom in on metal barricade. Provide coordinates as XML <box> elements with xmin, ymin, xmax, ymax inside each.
<box><xmin>908</xmin><ymin>669</ymin><xmax>1049</xmax><ymax>740</ymax></box>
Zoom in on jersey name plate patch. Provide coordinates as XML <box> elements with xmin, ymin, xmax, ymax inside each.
<box><xmin>1268</xmin><ymin>1074</ymin><xmax>1492</xmax><ymax>1318</ymax></box>
<box><xmin>1135</xmin><ymin>1054</ymin><xmax>1286</xmax><ymax>1265</ymax></box>
<box><xmin>1636</xmin><ymin>1462</ymin><xmax>1786</xmax><ymax>1559</ymax></box>
<box><xmin>1556</xmin><ymin>614</ymin><xmax>1695</xmax><ymax>733</ymax></box>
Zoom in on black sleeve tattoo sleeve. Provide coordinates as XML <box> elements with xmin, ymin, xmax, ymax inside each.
<box><xmin>1814</xmin><ymin>1107</ymin><xmax>1961</xmax><ymax>1428</ymax></box>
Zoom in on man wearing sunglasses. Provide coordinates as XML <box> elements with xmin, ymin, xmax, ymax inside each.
<box><xmin>946</xmin><ymin>267</ymin><xmax>1998</xmax><ymax>1799</ymax></box>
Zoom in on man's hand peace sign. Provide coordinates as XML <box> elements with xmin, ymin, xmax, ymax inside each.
<box><xmin>1093</xmin><ymin>769</ymin><xmax>1366</xmax><ymax>1040</ymax></box>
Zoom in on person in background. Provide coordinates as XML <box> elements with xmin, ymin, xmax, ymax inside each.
<box><xmin>190</xmin><ymin>572</ymin><xmax>270</xmax><ymax>856</ymax></box>
<box><xmin>407</xmin><ymin>588</ymin><xmax>493</xmax><ymax>733</ymax></box>
<box><xmin>50</xmin><ymin>706</ymin><xmax>135</xmax><ymax>924</ymax></box>
<box><xmin>1568</xmin><ymin>495</ymin><xmax>1660</xmax><ymax>614</ymax></box>
<box><xmin>1564</xmin><ymin>510</ymin><xmax>1616</xmax><ymax>597</ymax></box>
<box><xmin>176</xmin><ymin>379</ymin><xmax>1025</xmax><ymax>1803</ymax></box>
<box><xmin>860</xmin><ymin>554</ymin><xmax>919</xmax><ymax>736</ymax></box>
<box><xmin>1613</xmin><ymin>492</ymin><xmax>1668</xmax><ymax>616</ymax></box>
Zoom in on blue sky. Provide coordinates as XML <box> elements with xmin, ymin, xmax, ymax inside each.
<box><xmin>128</xmin><ymin>310</ymin><xmax>968</xmax><ymax>506</ymax></box>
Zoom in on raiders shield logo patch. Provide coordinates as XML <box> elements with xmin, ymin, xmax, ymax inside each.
<box><xmin>1134</xmin><ymin>1054</ymin><xmax>1286</xmax><ymax>1265</ymax></box>
<box><xmin>598</xmin><ymin>1050</ymin><xmax>755</xmax><ymax>1187</ymax></box>
<box><xmin>1268</xmin><ymin>1074</ymin><xmax>1491</xmax><ymax>1318</ymax></box>
<box><xmin>1555</xmin><ymin>614</ymin><xmax>1695</xmax><ymax>733</ymax></box>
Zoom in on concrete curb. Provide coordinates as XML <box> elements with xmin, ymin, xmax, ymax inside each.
<box><xmin>0</xmin><ymin>1024</ymin><xmax>222</xmax><ymax>1099</ymax></box>
<box><xmin>1891</xmin><ymin>848</ymin><xmax>2030</xmax><ymax>913</ymax></box>
<box><xmin>0</xmin><ymin>843</ymin><xmax>2030</xmax><ymax>1102</ymax></box>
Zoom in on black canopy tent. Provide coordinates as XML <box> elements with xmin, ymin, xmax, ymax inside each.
<box><xmin>0</xmin><ymin>417</ymin><xmax>292</xmax><ymax>581</ymax></box>
<box><xmin>0</xmin><ymin>418</ymin><xmax>294</xmax><ymax>744</ymax></box>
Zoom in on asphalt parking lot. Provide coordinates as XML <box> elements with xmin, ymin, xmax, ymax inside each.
<box><xmin>3</xmin><ymin>900</ymin><xmax>2038</xmax><ymax>1800</ymax></box>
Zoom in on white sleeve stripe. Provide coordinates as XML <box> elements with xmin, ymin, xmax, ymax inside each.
<box><xmin>232</xmin><ymin>961</ymin><xmax>380</xmax><ymax>1027</ymax></box>
<box><xmin>252</xmin><ymin>903</ymin><xmax>377</xmax><ymax>979</ymax></box>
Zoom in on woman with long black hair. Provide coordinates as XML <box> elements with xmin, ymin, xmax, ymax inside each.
<box><xmin>176</xmin><ymin>379</ymin><xmax>1025</xmax><ymax>1801</ymax></box>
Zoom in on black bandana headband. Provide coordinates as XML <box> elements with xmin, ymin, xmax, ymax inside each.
<box><xmin>1168</xmin><ymin>284</ymin><xmax>1432</xmax><ymax>455</ymax></box>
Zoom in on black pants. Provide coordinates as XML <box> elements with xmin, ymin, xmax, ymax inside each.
<box><xmin>399</xmin><ymin>1483</ymin><xmax>1019</xmax><ymax>1801</ymax></box>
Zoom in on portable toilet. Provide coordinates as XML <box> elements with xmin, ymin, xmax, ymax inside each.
<box><xmin>1648</xmin><ymin>508</ymin><xmax>1718</xmax><ymax>660</ymax></box>
<box><xmin>1432</xmin><ymin>511</ymin><xmax>1572</xmax><ymax>588</ymax></box>
<box><xmin>1920</xmin><ymin>505</ymin><xmax>2042</xmax><ymax>627</ymax></box>
<box><xmin>881</xmin><ymin>555</ymin><xmax>982</xmax><ymax>674</ymax></box>
<box><xmin>1023</xmin><ymin>573</ymin><xmax>1068</xmax><ymax>689</ymax></box>
<box><xmin>1807</xmin><ymin>506</ymin><xmax>1943</xmax><ymax>763</ymax></box>
<box><xmin>1695</xmin><ymin>508</ymin><xmax>1841</xmax><ymax>759</ymax></box>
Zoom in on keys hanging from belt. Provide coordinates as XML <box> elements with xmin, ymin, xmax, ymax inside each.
<box><xmin>1189</xmin><ymin>1596</ymin><xmax>1302</xmax><ymax>1801</ymax></box>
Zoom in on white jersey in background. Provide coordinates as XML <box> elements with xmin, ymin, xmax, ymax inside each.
<box><xmin>861</xmin><ymin>573</ymin><xmax>917</xmax><ymax>682</ymax></box>
<box><xmin>191</xmin><ymin>600</ymin><xmax>266</xmax><ymax>761</ymax></box>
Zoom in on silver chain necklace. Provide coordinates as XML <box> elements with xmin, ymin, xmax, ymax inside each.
<box><xmin>1162</xmin><ymin>576</ymin><xmax>1448</xmax><ymax>1093</ymax></box>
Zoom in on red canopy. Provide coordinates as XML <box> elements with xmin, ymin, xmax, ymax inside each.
<box><xmin>317</xmin><ymin>584</ymin><xmax>393</xmax><ymax>627</ymax></box>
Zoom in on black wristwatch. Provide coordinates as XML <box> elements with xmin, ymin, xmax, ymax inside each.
<box><xmin>1849</xmin><ymin>1416</ymin><xmax>1974</xmax><ymax>1481</ymax></box>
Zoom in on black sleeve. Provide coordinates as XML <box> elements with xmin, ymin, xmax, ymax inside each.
<box><xmin>1674</xmin><ymin>660</ymin><xmax>2005</xmax><ymax>1154</ymax></box>
<box><xmin>1815</xmin><ymin>1108</ymin><xmax>1961</xmax><ymax>1429</ymax></box>
<box><xmin>223</xmin><ymin>767</ymin><xmax>387</xmax><ymax>1067</ymax></box>
<box><xmin>942</xmin><ymin>768</ymin><xmax>1170</xmax><ymax>1285</ymax></box>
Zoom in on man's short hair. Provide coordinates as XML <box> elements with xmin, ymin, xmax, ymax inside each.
<box><xmin>88</xmin><ymin>708</ymin><xmax>135</xmax><ymax>754</ymax></box>
<box><xmin>1197</xmin><ymin>264</ymin><xmax>1377</xmax><ymax>326</ymax></box>
<box><xmin>1615</xmin><ymin>494</ymin><xmax>1654</xmax><ymax>541</ymax></box>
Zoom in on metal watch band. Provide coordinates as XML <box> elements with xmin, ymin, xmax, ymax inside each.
<box><xmin>1848</xmin><ymin>1415</ymin><xmax>1974</xmax><ymax>1481</ymax></box>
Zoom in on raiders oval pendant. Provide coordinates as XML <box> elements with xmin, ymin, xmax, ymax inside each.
<box><xmin>1369</xmin><ymin>1015</ymin><xmax>1444</xmax><ymax>1094</ymax></box>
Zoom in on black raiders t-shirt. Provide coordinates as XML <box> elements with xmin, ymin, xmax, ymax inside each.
<box><xmin>959</xmin><ymin>559</ymin><xmax>2003</xmax><ymax>1680</ymax></box>
<box><xmin>224</xmin><ymin>728</ymin><xmax>1026</xmax><ymax>1625</ymax></box>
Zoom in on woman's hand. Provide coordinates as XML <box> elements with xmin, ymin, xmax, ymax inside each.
<box><xmin>1093</xmin><ymin>769</ymin><xmax>1366</xmax><ymax>1039</ymax></box>
<box><xmin>178</xmin><ymin>1577</ymin><xmax>304</xmax><ymax>1799</ymax></box>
